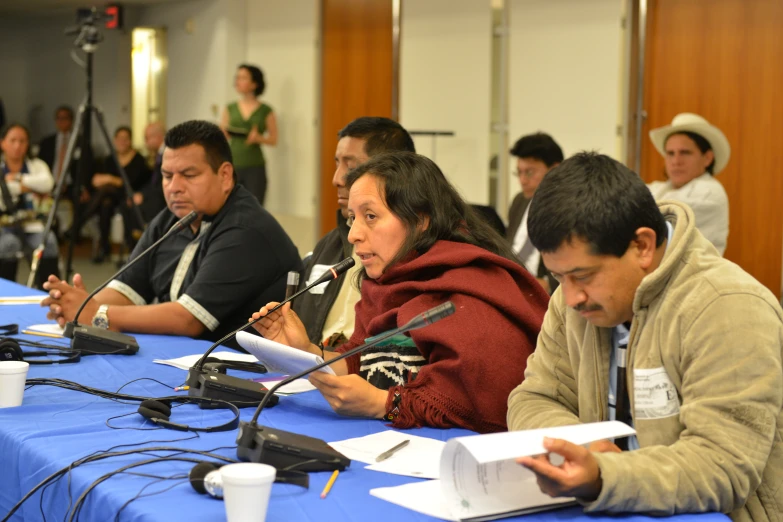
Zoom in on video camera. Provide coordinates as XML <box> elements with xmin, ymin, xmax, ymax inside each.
<box><xmin>65</xmin><ymin>5</ymin><xmax>123</xmax><ymax>49</ymax></box>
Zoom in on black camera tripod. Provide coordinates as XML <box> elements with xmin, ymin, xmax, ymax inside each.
<box><xmin>28</xmin><ymin>10</ymin><xmax>145</xmax><ymax>286</ymax></box>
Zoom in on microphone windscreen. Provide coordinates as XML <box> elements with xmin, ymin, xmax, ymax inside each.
<box><xmin>404</xmin><ymin>301</ymin><xmax>456</xmax><ymax>330</ymax></box>
<box><xmin>169</xmin><ymin>211</ymin><xmax>198</xmax><ymax>233</ymax></box>
<box><xmin>331</xmin><ymin>256</ymin><xmax>355</xmax><ymax>276</ymax></box>
<box><xmin>189</xmin><ymin>462</ymin><xmax>219</xmax><ymax>494</ymax></box>
<box><xmin>309</xmin><ymin>257</ymin><xmax>356</xmax><ymax>287</ymax></box>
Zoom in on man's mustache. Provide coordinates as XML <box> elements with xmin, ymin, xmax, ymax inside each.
<box><xmin>574</xmin><ymin>303</ymin><xmax>602</xmax><ymax>313</ymax></box>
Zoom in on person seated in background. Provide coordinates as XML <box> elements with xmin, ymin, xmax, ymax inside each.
<box><xmin>38</xmin><ymin>105</ymin><xmax>76</xmax><ymax>184</ymax></box>
<box><xmin>507</xmin><ymin>132</ymin><xmax>563</xmax><ymax>294</ymax></box>
<box><xmin>0</xmin><ymin>123</ymin><xmax>59</xmax><ymax>286</ymax></box>
<box><xmin>507</xmin><ymin>152</ymin><xmax>782</xmax><ymax>521</ymax></box>
<box><xmin>648</xmin><ymin>113</ymin><xmax>730</xmax><ymax>255</ymax></box>
<box><xmin>42</xmin><ymin>120</ymin><xmax>302</xmax><ymax>343</ymax></box>
<box><xmin>132</xmin><ymin>121</ymin><xmax>167</xmax><ymax>223</ymax></box>
<box><xmin>79</xmin><ymin>126</ymin><xmax>151</xmax><ymax>263</ymax></box>
<box><xmin>294</xmin><ymin>116</ymin><xmax>416</xmax><ymax>350</ymax></box>
<box><xmin>253</xmin><ymin>152</ymin><xmax>549</xmax><ymax>433</ymax></box>
<box><xmin>37</xmin><ymin>105</ymin><xmax>90</xmax><ymax>235</ymax></box>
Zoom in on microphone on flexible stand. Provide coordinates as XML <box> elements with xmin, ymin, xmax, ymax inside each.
<box><xmin>235</xmin><ymin>301</ymin><xmax>456</xmax><ymax>472</ymax></box>
<box><xmin>62</xmin><ymin>211</ymin><xmax>198</xmax><ymax>355</ymax></box>
<box><xmin>185</xmin><ymin>257</ymin><xmax>355</xmax><ymax>407</ymax></box>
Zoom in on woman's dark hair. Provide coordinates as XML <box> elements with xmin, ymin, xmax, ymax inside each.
<box><xmin>345</xmin><ymin>152</ymin><xmax>521</xmax><ymax>279</ymax></box>
<box><xmin>664</xmin><ymin>131</ymin><xmax>715</xmax><ymax>175</ymax></box>
<box><xmin>528</xmin><ymin>151</ymin><xmax>667</xmax><ymax>257</ymax></box>
<box><xmin>509</xmin><ymin>132</ymin><xmax>564</xmax><ymax>167</ymax></box>
<box><xmin>238</xmin><ymin>64</ymin><xmax>265</xmax><ymax>97</ymax></box>
<box><xmin>165</xmin><ymin>120</ymin><xmax>235</xmax><ymax>182</ymax></box>
<box><xmin>114</xmin><ymin>125</ymin><xmax>132</xmax><ymax>139</ymax></box>
<box><xmin>0</xmin><ymin>123</ymin><xmax>32</xmax><ymax>159</ymax></box>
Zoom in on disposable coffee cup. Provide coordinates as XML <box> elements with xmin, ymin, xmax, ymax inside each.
<box><xmin>0</xmin><ymin>361</ymin><xmax>29</xmax><ymax>408</ymax></box>
<box><xmin>221</xmin><ymin>462</ymin><xmax>277</xmax><ymax>522</ymax></box>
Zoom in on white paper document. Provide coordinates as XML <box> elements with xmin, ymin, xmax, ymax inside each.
<box><xmin>24</xmin><ymin>323</ymin><xmax>65</xmax><ymax>336</ymax></box>
<box><xmin>152</xmin><ymin>352</ymin><xmax>258</xmax><ymax>371</ymax></box>
<box><xmin>235</xmin><ymin>331</ymin><xmax>335</xmax><ymax>376</ymax></box>
<box><xmin>329</xmin><ymin>430</ymin><xmax>444</xmax><ymax>479</ymax></box>
<box><xmin>0</xmin><ymin>295</ymin><xmax>45</xmax><ymax>305</ymax></box>
<box><xmin>253</xmin><ymin>377</ymin><xmax>317</xmax><ymax>395</ymax></box>
<box><xmin>370</xmin><ymin>421</ymin><xmax>635</xmax><ymax>521</ymax></box>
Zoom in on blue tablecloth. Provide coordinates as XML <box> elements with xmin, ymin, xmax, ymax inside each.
<box><xmin>0</xmin><ymin>280</ymin><xmax>730</xmax><ymax>522</ymax></box>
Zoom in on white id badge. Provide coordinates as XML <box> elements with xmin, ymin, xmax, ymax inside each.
<box><xmin>633</xmin><ymin>367</ymin><xmax>680</xmax><ymax>420</ymax></box>
<box><xmin>307</xmin><ymin>264</ymin><xmax>332</xmax><ymax>294</ymax></box>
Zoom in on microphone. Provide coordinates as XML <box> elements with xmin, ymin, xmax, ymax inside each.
<box><xmin>185</xmin><ymin>257</ymin><xmax>355</xmax><ymax>406</ymax></box>
<box><xmin>61</xmin><ymin>211</ymin><xmax>198</xmax><ymax>355</ymax></box>
<box><xmin>235</xmin><ymin>301</ymin><xmax>456</xmax><ymax>472</ymax></box>
<box><xmin>189</xmin><ymin>462</ymin><xmax>223</xmax><ymax>499</ymax></box>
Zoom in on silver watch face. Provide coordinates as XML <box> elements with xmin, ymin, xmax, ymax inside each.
<box><xmin>92</xmin><ymin>313</ymin><xmax>109</xmax><ymax>329</ymax></box>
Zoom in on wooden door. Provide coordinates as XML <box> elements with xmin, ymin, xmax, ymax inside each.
<box><xmin>640</xmin><ymin>0</ymin><xmax>783</xmax><ymax>296</ymax></box>
<box><xmin>319</xmin><ymin>0</ymin><xmax>394</xmax><ymax>237</ymax></box>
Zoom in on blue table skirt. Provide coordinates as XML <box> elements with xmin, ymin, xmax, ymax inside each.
<box><xmin>0</xmin><ymin>280</ymin><xmax>730</xmax><ymax>522</ymax></box>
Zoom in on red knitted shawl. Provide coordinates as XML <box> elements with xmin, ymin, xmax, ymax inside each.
<box><xmin>336</xmin><ymin>240</ymin><xmax>549</xmax><ymax>433</ymax></box>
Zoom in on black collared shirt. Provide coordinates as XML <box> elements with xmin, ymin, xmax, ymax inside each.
<box><xmin>109</xmin><ymin>185</ymin><xmax>302</xmax><ymax>342</ymax></box>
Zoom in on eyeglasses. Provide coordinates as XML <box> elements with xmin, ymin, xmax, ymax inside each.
<box><xmin>512</xmin><ymin>169</ymin><xmax>541</xmax><ymax>180</ymax></box>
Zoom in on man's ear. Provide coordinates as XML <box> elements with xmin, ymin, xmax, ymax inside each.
<box><xmin>218</xmin><ymin>162</ymin><xmax>234</xmax><ymax>188</ymax></box>
<box><xmin>633</xmin><ymin>227</ymin><xmax>659</xmax><ymax>269</ymax></box>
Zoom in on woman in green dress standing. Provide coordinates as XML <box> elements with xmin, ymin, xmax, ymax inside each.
<box><xmin>221</xmin><ymin>64</ymin><xmax>277</xmax><ymax>205</ymax></box>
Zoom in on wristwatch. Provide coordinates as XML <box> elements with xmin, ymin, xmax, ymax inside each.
<box><xmin>92</xmin><ymin>304</ymin><xmax>110</xmax><ymax>329</ymax></box>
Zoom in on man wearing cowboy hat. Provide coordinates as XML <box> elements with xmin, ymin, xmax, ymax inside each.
<box><xmin>648</xmin><ymin>113</ymin><xmax>730</xmax><ymax>255</ymax></box>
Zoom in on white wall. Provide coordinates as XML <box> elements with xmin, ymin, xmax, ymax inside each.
<box><xmin>508</xmin><ymin>0</ymin><xmax>624</xmax><ymax>203</ymax></box>
<box><xmin>246</xmin><ymin>0</ymin><xmax>319</xmax><ymax>219</ymax></box>
<box><xmin>136</xmin><ymin>0</ymin><xmax>230</xmax><ymax>125</ymax></box>
<box><xmin>400</xmin><ymin>0</ymin><xmax>493</xmax><ymax>204</ymax></box>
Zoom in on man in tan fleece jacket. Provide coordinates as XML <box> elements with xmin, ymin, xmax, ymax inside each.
<box><xmin>507</xmin><ymin>152</ymin><xmax>782</xmax><ymax>522</ymax></box>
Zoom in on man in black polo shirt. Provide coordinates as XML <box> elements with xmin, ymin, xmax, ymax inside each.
<box><xmin>294</xmin><ymin>117</ymin><xmax>415</xmax><ymax>348</ymax></box>
<box><xmin>42</xmin><ymin>120</ymin><xmax>301</xmax><ymax>342</ymax></box>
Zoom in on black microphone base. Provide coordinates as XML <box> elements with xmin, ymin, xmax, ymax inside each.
<box><xmin>70</xmin><ymin>325</ymin><xmax>139</xmax><ymax>355</ymax></box>
<box><xmin>187</xmin><ymin>370</ymin><xmax>279</xmax><ymax>409</ymax></box>
<box><xmin>236</xmin><ymin>422</ymin><xmax>350</xmax><ymax>472</ymax></box>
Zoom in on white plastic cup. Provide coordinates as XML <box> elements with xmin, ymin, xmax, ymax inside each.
<box><xmin>221</xmin><ymin>462</ymin><xmax>277</xmax><ymax>522</ymax></box>
<box><xmin>0</xmin><ymin>361</ymin><xmax>29</xmax><ymax>408</ymax></box>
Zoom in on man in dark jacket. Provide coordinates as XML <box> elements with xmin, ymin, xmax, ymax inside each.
<box><xmin>294</xmin><ymin>117</ymin><xmax>415</xmax><ymax>348</ymax></box>
<box><xmin>507</xmin><ymin>132</ymin><xmax>563</xmax><ymax>294</ymax></box>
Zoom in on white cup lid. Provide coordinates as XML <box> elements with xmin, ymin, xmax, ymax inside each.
<box><xmin>0</xmin><ymin>361</ymin><xmax>30</xmax><ymax>375</ymax></box>
<box><xmin>220</xmin><ymin>463</ymin><xmax>277</xmax><ymax>485</ymax></box>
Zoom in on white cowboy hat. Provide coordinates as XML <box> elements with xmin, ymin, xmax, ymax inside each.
<box><xmin>649</xmin><ymin>113</ymin><xmax>731</xmax><ymax>175</ymax></box>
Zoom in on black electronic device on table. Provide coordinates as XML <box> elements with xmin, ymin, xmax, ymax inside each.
<box><xmin>190</xmin><ymin>368</ymin><xmax>278</xmax><ymax>409</ymax></box>
<box><xmin>237</xmin><ymin>425</ymin><xmax>350</xmax><ymax>472</ymax></box>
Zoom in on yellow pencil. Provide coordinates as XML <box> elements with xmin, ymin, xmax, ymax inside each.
<box><xmin>320</xmin><ymin>470</ymin><xmax>339</xmax><ymax>499</ymax></box>
<box><xmin>21</xmin><ymin>330</ymin><xmax>63</xmax><ymax>339</ymax></box>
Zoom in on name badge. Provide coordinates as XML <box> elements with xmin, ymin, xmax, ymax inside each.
<box><xmin>307</xmin><ymin>264</ymin><xmax>333</xmax><ymax>295</ymax></box>
<box><xmin>633</xmin><ymin>367</ymin><xmax>680</xmax><ymax>420</ymax></box>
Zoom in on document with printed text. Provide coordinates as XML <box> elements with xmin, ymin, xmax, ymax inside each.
<box><xmin>370</xmin><ymin>421</ymin><xmax>635</xmax><ymax>521</ymax></box>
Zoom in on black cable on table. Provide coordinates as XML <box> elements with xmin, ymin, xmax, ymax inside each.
<box><xmin>1</xmin><ymin>447</ymin><xmax>236</xmax><ymax>522</ymax></box>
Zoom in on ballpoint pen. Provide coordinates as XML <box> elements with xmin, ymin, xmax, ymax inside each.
<box><xmin>375</xmin><ymin>439</ymin><xmax>410</xmax><ymax>462</ymax></box>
